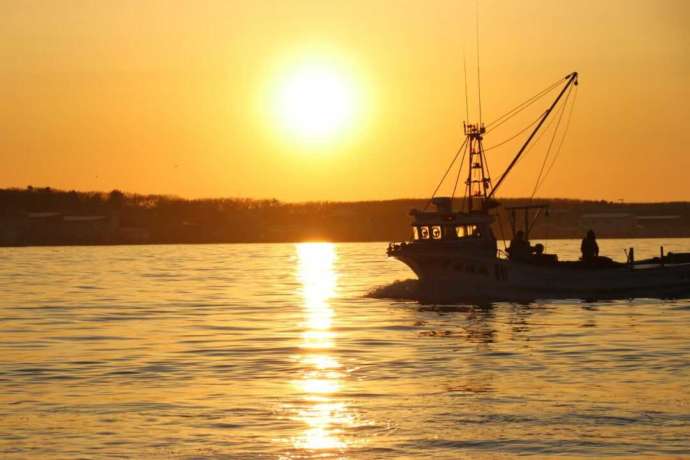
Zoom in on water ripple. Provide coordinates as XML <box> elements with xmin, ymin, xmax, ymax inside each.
<box><xmin>0</xmin><ymin>241</ymin><xmax>689</xmax><ymax>458</ymax></box>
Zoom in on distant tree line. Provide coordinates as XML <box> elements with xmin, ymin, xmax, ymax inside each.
<box><xmin>0</xmin><ymin>186</ymin><xmax>689</xmax><ymax>246</ymax></box>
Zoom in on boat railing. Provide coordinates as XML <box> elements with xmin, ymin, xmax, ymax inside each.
<box><xmin>387</xmin><ymin>242</ymin><xmax>406</xmax><ymax>256</ymax></box>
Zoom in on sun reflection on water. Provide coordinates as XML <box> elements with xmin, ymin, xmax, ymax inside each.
<box><xmin>293</xmin><ymin>243</ymin><xmax>349</xmax><ymax>451</ymax></box>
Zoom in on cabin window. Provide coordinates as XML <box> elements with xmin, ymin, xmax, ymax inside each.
<box><xmin>431</xmin><ymin>225</ymin><xmax>442</xmax><ymax>240</ymax></box>
<box><xmin>456</xmin><ymin>225</ymin><xmax>481</xmax><ymax>238</ymax></box>
<box><xmin>420</xmin><ymin>226</ymin><xmax>430</xmax><ymax>240</ymax></box>
<box><xmin>412</xmin><ymin>226</ymin><xmax>419</xmax><ymax>240</ymax></box>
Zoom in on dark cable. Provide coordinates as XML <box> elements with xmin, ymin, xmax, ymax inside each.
<box><xmin>425</xmin><ymin>137</ymin><xmax>469</xmax><ymax>210</ymax></box>
<box><xmin>486</xmin><ymin>78</ymin><xmax>563</xmax><ymax>133</ymax></box>
<box><xmin>483</xmin><ymin>113</ymin><xmax>543</xmax><ymax>153</ymax></box>
<box><xmin>531</xmin><ymin>85</ymin><xmax>573</xmax><ymax>198</ymax></box>
<box><xmin>451</xmin><ymin>141</ymin><xmax>470</xmax><ymax>201</ymax></box>
<box><xmin>535</xmin><ymin>85</ymin><xmax>579</xmax><ymax>193</ymax></box>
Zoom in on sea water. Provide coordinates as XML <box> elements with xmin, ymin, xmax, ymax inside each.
<box><xmin>1</xmin><ymin>240</ymin><xmax>689</xmax><ymax>459</ymax></box>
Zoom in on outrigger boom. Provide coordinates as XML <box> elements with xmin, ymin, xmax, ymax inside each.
<box><xmin>488</xmin><ymin>72</ymin><xmax>578</xmax><ymax>201</ymax></box>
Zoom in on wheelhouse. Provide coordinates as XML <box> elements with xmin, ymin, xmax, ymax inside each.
<box><xmin>408</xmin><ymin>197</ymin><xmax>495</xmax><ymax>243</ymax></box>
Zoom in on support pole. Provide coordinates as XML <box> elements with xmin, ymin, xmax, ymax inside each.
<box><xmin>524</xmin><ymin>209</ymin><xmax>529</xmax><ymax>240</ymax></box>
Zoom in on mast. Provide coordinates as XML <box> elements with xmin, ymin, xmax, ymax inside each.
<box><xmin>427</xmin><ymin>72</ymin><xmax>578</xmax><ymax>214</ymax></box>
<box><xmin>464</xmin><ymin>122</ymin><xmax>491</xmax><ymax>212</ymax></box>
<box><xmin>487</xmin><ymin>72</ymin><xmax>578</xmax><ymax>201</ymax></box>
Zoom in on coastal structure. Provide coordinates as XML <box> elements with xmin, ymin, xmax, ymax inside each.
<box><xmin>0</xmin><ymin>211</ymin><xmax>149</xmax><ymax>245</ymax></box>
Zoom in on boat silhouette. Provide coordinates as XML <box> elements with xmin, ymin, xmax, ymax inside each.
<box><xmin>387</xmin><ymin>72</ymin><xmax>690</xmax><ymax>302</ymax></box>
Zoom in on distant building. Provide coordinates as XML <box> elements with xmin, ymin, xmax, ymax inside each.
<box><xmin>61</xmin><ymin>215</ymin><xmax>113</xmax><ymax>242</ymax></box>
<box><xmin>635</xmin><ymin>215</ymin><xmax>682</xmax><ymax>237</ymax></box>
<box><xmin>580</xmin><ymin>213</ymin><xmax>685</xmax><ymax>238</ymax></box>
<box><xmin>580</xmin><ymin>213</ymin><xmax>637</xmax><ymax>237</ymax></box>
<box><xmin>636</xmin><ymin>215</ymin><xmax>681</xmax><ymax>222</ymax></box>
<box><xmin>24</xmin><ymin>212</ymin><xmax>64</xmax><ymax>243</ymax></box>
<box><xmin>22</xmin><ymin>212</ymin><xmax>120</xmax><ymax>244</ymax></box>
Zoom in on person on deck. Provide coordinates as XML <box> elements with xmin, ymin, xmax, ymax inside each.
<box><xmin>581</xmin><ymin>229</ymin><xmax>599</xmax><ymax>263</ymax></box>
<box><xmin>507</xmin><ymin>230</ymin><xmax>532</xmax><ymax>261</ymax></box>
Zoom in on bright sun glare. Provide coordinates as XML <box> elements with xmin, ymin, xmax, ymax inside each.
<box><xmin>275</xmin><ymin>63</ymin><xmax>357</xmax><ymax>143</ymax></box>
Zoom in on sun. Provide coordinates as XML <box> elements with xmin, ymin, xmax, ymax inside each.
<box><xmin>274</xmin><ymin>63</ymin><xmax>358</xmax><ymax>143</ymax></box>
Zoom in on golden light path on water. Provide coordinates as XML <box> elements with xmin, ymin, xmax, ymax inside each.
<box><xmin>293</xmin><ymin>243</ymin><xmax>353</xmax><ymax>451</ymax></box>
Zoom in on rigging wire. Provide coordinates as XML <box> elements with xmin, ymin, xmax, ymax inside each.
<box><xmin>506</xmin><ymin>101</ymin><xmax>562</xmax><ymax>178</ymax></box>
<box><xmin>483</xmin><ymin>112</ymin><xmax>543</xmax><ymax>153</ymax></box>
<box><xmin>534</xmin><ymin>85</ymin><xmax>579</xmax><ymax>194</ymax></box>
<box><xmin>485</xmin><ymin>78</ymin><xmax>563</xmax><ymax>133</ymax></box>
<box><xmin>487</xmin><ymin>73</ymin><xmax>578</xmax><ymax>201</ymax></box>
<box><xmin>481</xmin><ymin>138</ymin><xmax>493</xmax><ymax>195</ymax></box>
<box><xmin>451</xmin><ymin>141</ymin><xmax>470</xmax><ymax>201</ymax></box>
<box><xmin>426</xmin><ymin>69</ymin><xmax>576</xmax><ymax>211</ymax></box>
<box><xmin>425</xmin><ymin>137</ymin><xmax>469</xmax><ymax>210</ymax></box>
<box><xmin>530</xmin><ymin>85</ymin><xmax>573</xmax><ymax>198</ymax></box>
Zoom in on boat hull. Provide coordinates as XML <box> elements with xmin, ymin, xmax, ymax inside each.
<box><xmin>392</xmin><ymin>249</ymin><xmax>690</xmax><ymax>302</ymax></box>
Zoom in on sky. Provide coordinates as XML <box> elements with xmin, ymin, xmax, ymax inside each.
<box><xmin>1</xmin><ymin>0</ymin><xmax>689</xmax><ymax>202</ymax></box>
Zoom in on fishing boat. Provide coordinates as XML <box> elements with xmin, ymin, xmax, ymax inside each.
<box><xmin>387</xmin><ymin>72</ymin><xmax>690</xmax><ymax>301</ymax></box>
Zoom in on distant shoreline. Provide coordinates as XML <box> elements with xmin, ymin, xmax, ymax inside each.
<box><xmin>2</xmin><ymin>187</ymin><xmax>689</xmax><ymax>246</ymax></box>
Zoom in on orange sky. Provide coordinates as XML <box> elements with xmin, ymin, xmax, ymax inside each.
<box><xmin>1</xmin><ymin>0</ymin><xmax>689</xmax><ymax>202</ymax></box>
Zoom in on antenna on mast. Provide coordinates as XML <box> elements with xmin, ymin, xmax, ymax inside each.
<box><xmin>475</xmin><ymin>0</ymin><xmax>482</xmax><ymax>124</ymax></box>
<box><xmin>463</xmin><ymin>52</ymin><xmax>470</xmax><ymax>122</ymax></box>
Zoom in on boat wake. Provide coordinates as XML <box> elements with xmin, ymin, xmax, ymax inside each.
<box><xmin>367</xmin><ymin>279</ymin><xmax>496</xmax><ymax>307</ymax></box>
<box><xmin>367</xmin><ymin>279</ymin><xmax>420</xmax><ymax>301</ymax></box>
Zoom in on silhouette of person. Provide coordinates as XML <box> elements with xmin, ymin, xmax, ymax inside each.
<box><xmin>508</xmin><ymin>230</ymin><xmax>532</xmax><ymax>261</ymax></box>
<box><xmin>581</xmin><ymin>229</ymin><xmax>599</xmax><ymax>263</ymax></box>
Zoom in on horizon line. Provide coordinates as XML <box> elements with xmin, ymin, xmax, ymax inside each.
<box><xmin>2</xmin><ymin>185</ymin><xmax>688</xmax><ymax>206</ymax></box>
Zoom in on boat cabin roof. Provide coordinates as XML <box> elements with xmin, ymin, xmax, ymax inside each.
<box><xmin>409</xmin><ymin>209</ymin><xmax>494</xmax><ymax>226</ymax></box>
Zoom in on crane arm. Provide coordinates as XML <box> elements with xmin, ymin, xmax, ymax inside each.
<box><xmin>487</xmin><ymin>72</ymin><xmax>578</xmax><ymax>201</ymax></box>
